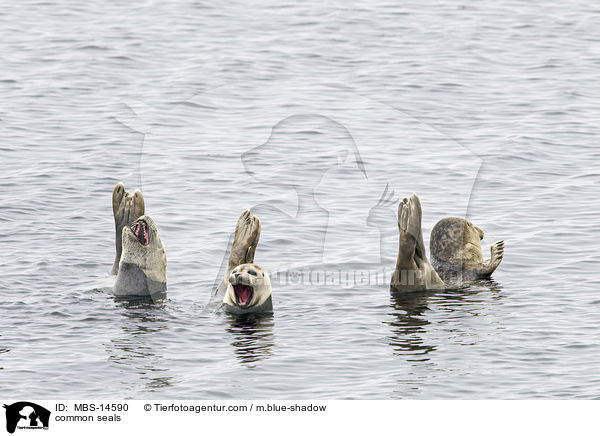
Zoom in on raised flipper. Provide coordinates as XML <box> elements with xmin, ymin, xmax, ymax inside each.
<box><xmin>396</xmin><ymin>195</ymin><xmax>419</xmax><ymax>271</ymax></box>
<box><xmin>111</xmin><ymin>182</ymin><xmax>145</xmax><ymax>275</ymax></box>
<box><xmin>227</xmin><ymin>209</ymin><xmax>261</xmax><ymax>275</ymax></box>
<box><xmin>471</xmin><ymin>240</ymin><xmax>504</xmax><ymax>278</ymax></box>
<box><xmin>391</xmin><ymin>194</ymin><xmax>443</xmax><ymax>291</ymax></box>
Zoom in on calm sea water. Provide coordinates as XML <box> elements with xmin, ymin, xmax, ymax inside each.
<box><xmin>1</xmin><ymin>0</ymin><xmax>599</xmax><ymax>399</ymax></box>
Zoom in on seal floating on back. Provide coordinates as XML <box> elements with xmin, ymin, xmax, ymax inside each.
<box><xmin>391</xmin><ymin>193</ymin><xmax>503</xmax><ymax>292</ymax></box>
<box><xmin>111</xmin><ymin>183</ymin><xmax>167</xmax><ymax>297</ymax></box>
<box><xmin>222</xmin><ymin>210</ymin><xmax>272</xmax><ymax>314</ymax></box>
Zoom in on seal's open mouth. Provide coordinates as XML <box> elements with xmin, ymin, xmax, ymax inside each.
<box><xmin>131</xmin><ymin>220</ymin><xmax>149</xmax><ymax>246</ymax></box>
<box><xmin>233</xmin><ymin>284</ymin><xmax>253</xmax><ymax>307</ymax></box>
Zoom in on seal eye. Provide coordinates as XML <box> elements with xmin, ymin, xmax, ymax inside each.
<box><xmin>247</xmin><ymin>270</ymin><xmax>257</xmax><ymax>276</ymax></box>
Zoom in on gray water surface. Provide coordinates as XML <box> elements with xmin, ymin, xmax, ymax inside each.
<box><xmin>1</xmin><ymin>0</ymin><xmax>599</xmax><ymax>399</ymax></box>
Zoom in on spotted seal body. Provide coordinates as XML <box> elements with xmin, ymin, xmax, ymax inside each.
<box><xmin>391</xmin><ymin>193</ymin><xmax>504</xmax><ymax>291</ymax></box>
<box><xmin>222</xmin><ymin>210</ymin><xmax>272</xmax><ymax>314</ymax></box>
<box><xmin>430</xmin><ymin>217</ymin><xmax>504</xmax><ymax>281</ymax></box>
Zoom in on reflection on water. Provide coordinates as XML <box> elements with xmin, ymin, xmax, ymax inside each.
<box><xmin>112</xmin><ymin>296</ymin><xmax>169</xmax><ymax>335</ymax></box>
<box><xmin>471</xmin><ymin>279</ymin><xmax>504</xmax><ymax>297</ymax></box>
<box><xmin>387</xmin><ymin>291</ymin><xmax>436</xmax><ymax>361</ymax></box>
<box><xmin>387</xmin><ymin>281</ymin><xmax>503</xmax><ymax>361</ymax></box>
<box><xmin>225</xmin><ymin>313</ymin><xmax>274</xmax><ymax>365</ymax></box>
<box><xmin>105</xmin><ymin>297</ymin><xmax>174</xmax><ymax>392</ymax></box>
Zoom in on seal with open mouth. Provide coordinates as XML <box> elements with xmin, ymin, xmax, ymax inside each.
<box><xmin>110</xmin><ymin>183</ymin><xmax>166</xmax><ymax>296</ymax></box>
<box><xmin>222</xmin><ymin>210</ymin><xmax>272</xmax><ymax>314</ymax></box>
<box><xmin>114</xmin><ymin>215</ymin><xmax>167</xmax><ymax>296</ymax></box>
<box><xmin>391</xmin><ymin>193</ymin><xmax>504</xmax><ymax>291</ymax></box>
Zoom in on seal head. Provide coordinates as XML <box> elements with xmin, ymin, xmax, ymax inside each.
<box><xmin>430</xmin><ymin>217</ymin><xmax>504</xmax><ymax>281</ymax></box>
<box><xmin>223</xmin><ymin>263</ymin><xmax>272</xmax><ymax>314</ymax></box>
<box><xmin>114</xmin><ymin>215</ymin><xmax>167</xmax><ymax>296</ymax></box>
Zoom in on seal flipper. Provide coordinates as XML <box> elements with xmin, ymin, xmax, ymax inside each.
<box><xmin>391</xmin><ymin>193</ymin><xmax>443</xmax><ymax>291</ymax></box>
<box><xmin>408</xmin><ymin>194</ymin><xmax>428</xmax><ymax>268</ymax></box>
<box><xmin>396</xmin><ymin>195</ymin><xmax>418</xmax><ymax>270</ymax></box>
<box><xmin>492</xmin><ymin>240</ymin><xmax>505</xmax><ymax>267</ymax></box>
<box><xmin>228</xmin><ymin>209</ymin><xmax>261</xmax><ymax>275</ymax></box>
<box><xmin>471</xmin><ymin>240</ymin><xmax>504</xmax><ymax>278</ymax></box>
<box><xmin>111</xmin><ymin>182</ymin><xmax>145</xmax><ymax>275</ymax></box>
<box><xmin>112</xmin><ymin>182</ymin><xmax>125</xmax><ymax>218</ymax></box>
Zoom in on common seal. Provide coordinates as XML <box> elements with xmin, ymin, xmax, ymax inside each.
<box><xmin>110</xmin><ymin>183</ymin><xmax>166</xmax><ymax>297</ymax></box>
<box><xmin>111</xmin><ymin>182</ymin><xmax>145</xmax><ymax>275</ymax></box>
<box><xmin>430</xmin><ymin>217</ymin><xmax>504</xmax><ymax>281</ymax></box>
<box><xmin>222</xmin><ymin>210</ymin><xmax>272</xmax><ymax>314</ymax></box>
<box><xmin>391</xmin><ymin>193</ymin><xmax>504</xmax><ymax>291</ymax></box>
<box><xmin>114</xmin><ymin>215</ymin><xmax>167</xmax><ymax>296</ymax></box>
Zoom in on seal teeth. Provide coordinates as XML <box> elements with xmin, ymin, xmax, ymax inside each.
<box><xmin>130</xmin><ymin>220</ymin><xmax>149</xmax><ymax>245</ymax></box>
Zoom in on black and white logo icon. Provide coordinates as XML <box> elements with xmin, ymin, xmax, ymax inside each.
<box><xmin>3</xmin><ymin>402</ymin><xmax>50</xmax><ymax>434</ymax></box>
